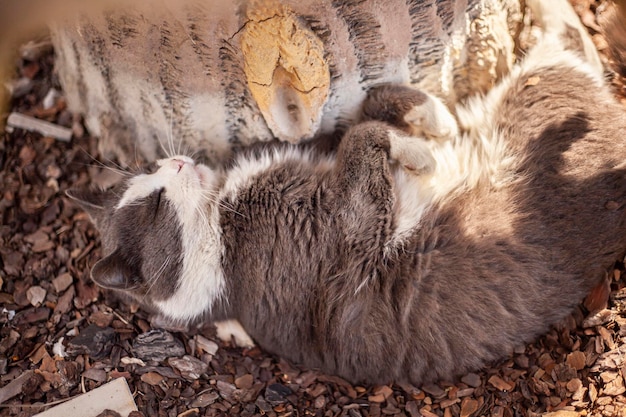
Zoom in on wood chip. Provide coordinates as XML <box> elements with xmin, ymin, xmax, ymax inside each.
<box><xmin>372</xmin><ymin>385</ymin><xmax>393</xmax><ymax>400</ymax></box>
<box><xmin>168</xmin><ymin>355</ymin><xmax>208</xmax><ymax>380</ymax></box>
<box><xmin>7</xmin><ymin>112</ymin><xmax>72</xmax><ymax>142</ymax></box>
<box><xmin>420</xmin><ymin>407</ymin><xmax>439</xmax><ymax>417</ymax></box>
<box><xmin>189</xmin><ymin>391</ymin><xmax>219</xmax><ymax>408</ymax></box>
<box><xmin>27</xmin><ymin>286</ymin><xmax>47</xmax><ymax>307</ymax></box>
<box><xmin>0</xmin><ymin>370</ymin><xmax>34</xmax><ymax>404</ymax></box>
<box><xmin>140</xmin><ymin>372</ymin><xmax>165</xmax><ymax>386</ymax></box>
<box><xmin>82</xmin><ymin>368</ymin><xmax>108</xmax><ymax>383</ymax></box>
<box><xmin>368</xmin><ymin>393</ymin><xmax>386</xmax><ymax>403</ymax></box>
<box><xmin>194</xmin><ymin>335</ymin><xmax>218</xmax><ymax>356</ymax></box>
<box><xmin>589</xmin><ymin>383</ymin><xmax>598</xmax><ymax>403</ymax></box>
<box><xmin>488</xmin><ymin>375</ymin><xmax>514</xmax><ymax>391</ymax></box>
<box><xmin>460</xmin><ymin>398</ymin><xmax>479</xmax><ymax>417</ymax></box>
<box><xmin>234</xmin><ymin>374</ymin><xmax>254</xmax><ymax>390</ymax></box>
<box><xmin>566</xmin><ymin>351</ymin><xmax>586</xmax><ymax>371</ymax></box>
<box><xmin>52</xmin><ymin>273</ymin><xmax>73</xmax><ymax>293</ymax></box>
<box><xmin>132</xmin><ymin>329</ymin><xmax>185</xmax><ymax>363</ymax></box>
<box><xmin>583</xmin><ymin>309</ymin><xmax>615</xmax><ymax>328</ymax></box>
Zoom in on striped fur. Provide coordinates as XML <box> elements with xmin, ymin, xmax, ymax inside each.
<box><xmin>50</xmin><ymin>0</ymin><xmax>522</xmax><ymax>166</ymax></box>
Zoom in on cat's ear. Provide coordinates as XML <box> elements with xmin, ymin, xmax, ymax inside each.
<box><xmin>91</xmin><ymin>250</ymin><xmax>138</xmax><ymax>290</ymax></box>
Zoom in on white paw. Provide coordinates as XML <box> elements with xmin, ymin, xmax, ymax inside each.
<box><xmin>404</xmin><ymin>93</ymin><xmax>458</xmax><ymax>142</ymax></box>
<box><xmin>215</xmin><ymin>319</ymin><xmax>255</xmax><ymax>348</ymax></box>
<box><xmin>388</xmin><ymin>130</ymin><xmax>437</xmax><ymax>175</ymax></box>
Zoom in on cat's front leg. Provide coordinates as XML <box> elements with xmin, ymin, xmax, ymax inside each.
<box><xmin>334</xmin><ymin>121</ymin><xmax>435</xmax><ymax>198</ymax></box>
<box><xmin>362</xmin><ymin>84</ymin><xmax>458</xmax><ymax>142</ymax></box>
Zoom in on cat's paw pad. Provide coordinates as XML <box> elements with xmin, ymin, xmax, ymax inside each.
<box><xmin>215</xmin><ymin>319</ymin><xmax>255</xmax><ymax>348</ymax></box>
<box><xmin>388</xmin><ymin>130</ymin><xmax>437</xmax><ymax>175</ymax></box>
<box><xmin>404</xmin><ymin>95</ymin><xmax>459</xmax><ymax>142</ymax></box>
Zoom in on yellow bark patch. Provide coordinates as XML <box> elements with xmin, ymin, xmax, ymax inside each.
<box><xmin>240</xmin><ymin>0</ymin><xmax>330</xmax><ymax>143</ymax></box>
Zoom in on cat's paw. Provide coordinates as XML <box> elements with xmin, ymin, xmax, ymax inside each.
<box><xmin>362</xmin><ymin>84</ymin><xmax>458</xmax><ymax>142</ymax></box>
<box><xmin>404</xmin><ymin>94</ymin><xmax>459</xmax><ymax>142</ymax></box>
<box><xmin>388</xmin><ymin>130</ymin><xmax>437</xmax><ymax>175</ymax></box>
<box><xmin>215</xmin><ymin>319</ymin><xmax>255</xmax><ymax>348</ymax></box>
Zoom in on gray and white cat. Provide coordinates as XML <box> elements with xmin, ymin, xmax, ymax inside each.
<box><xmin>68</xmin><ymin>0</ymin><xmax>626</xmax><ymax>385</ymax></box>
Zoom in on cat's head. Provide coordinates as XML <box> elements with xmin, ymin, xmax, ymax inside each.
<box><xmin>66</xmin><ymin>155</ymin><xmax>227</xmax><ymax>323</ymax></box>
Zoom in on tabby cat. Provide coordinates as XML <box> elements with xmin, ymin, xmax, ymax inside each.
<box><xmin>68</xmin><ymin>0</ymin><xmax>626</xmax><ymax>384</ymax></box>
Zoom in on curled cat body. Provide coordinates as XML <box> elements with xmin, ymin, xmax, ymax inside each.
<box><xmin>68</xmin><ymin>0</ymin><xmax>626</xmax><ymax>385</ymax></box>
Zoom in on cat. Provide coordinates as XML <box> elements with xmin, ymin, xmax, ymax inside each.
<box><xmin>67</xmin><ymin>0</ymin><xmax>626</xmax><ymax>385</ymax></box>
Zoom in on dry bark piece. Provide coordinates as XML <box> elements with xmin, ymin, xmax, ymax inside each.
<box><xmin>54</xmin><ymin>285</ymin><xmax>75</xmax><ymax>315</ymax></box>
<box><xmin>488</xmin><ymin>375</ymin><xmax>515</xmax><ymax>391</ymax></box>
<box><xmin>2</xmin><ymin>250</ymin><xmax>25</xmax><ymax>276</ymax></box>
<box><xmin>194</xmin><ymin>335</ymin><xmax>218</xmax><ymax>356</ymax></box>
<box><xmin>13</xmin><ymin>307</ymin><xmax>51</xmax><ymax>324</ymax></box>
<box><xmin>583</xmin><ymin>308</ymin><xmax>616</xmax><ymax>327</ymax></box>
<box><xmin>592</xmin><ymin>344</ymin><xmax>626</xmax><ymax>371</ymax></box>
<box><xmin>235</xmin><ymin>374</ymin><xmax>254</xmax><ymax>390</ymax></box>
<box><xmin>168</xmin><ymin>355</ymin><xmax>208</xmax><ymax>381</ymax></box>
<box><xmin>52</xmin><ymin>273</ymin><xmax>73</xmax><ymax>293</ymax></box>
<box><xmin>189</xmin><ymin>391</ymin><xmax>219</xmax><ymax>408</ymax></box>
<box><xmin>89</xmin><ymin>311</ymin><xmax>114</xmax><ymax>327</ymax></box>
<box><xmin>265</xmin><ymin>383</ymin><xmax>293</xmax><ymax>405</ymax></box>
<box><xmin>67</xmin><ymin>325</ymin><xmax>116</xmax><ymax>360</ymax></box>
<box><xmin>600</xmin><ymin>372</ymin><xmax>626</xmax><ymax>395</ymax></box>
<box><xmin>82</xmin><ymin>368</ymin><xmax>107</xmax><ymax>383</ymax></box>
<box><xmin>140</xmin><ymin>371</ymin><xmax>165</xmax><ymax>386</ymax></box>
<box><xmin>0</xmin><ymin>370</ymin><xmax>34</xmax><ymax>404</ymax></box>
<box><xmin>566</xmin><ymin>351</ymin><xmax>587</xmax><ymax>371</ymax></box>
<box><xmin>26</xmin><ymin>285</ymin><xmax>46</xmax><ymax>306</ymax></box>
<box><xmin>216</xmin><ymin>380</ymin><xmax>238</xmax><ymax>403</ymax></box>
<box><xmin>132</xmin><ymin>329</ymin><xmax>185</xmax><ymax>363</ymax></box>
<box><xmin>460</xmin><ymin>397</ymin><xmax>479</xmax><ymax>417</ymax></box>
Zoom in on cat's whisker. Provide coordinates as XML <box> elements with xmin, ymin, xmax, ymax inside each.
<box><xmin>77</xmin><ymin>149</ymin><xmax>133</xmax><ymax>178</ymax></box>
<box><xmin>196</xmin><ymin>189</ymin><xmax>246</xmax><ymax>219</ymax></box>
<box><xmin>156</xmin><ymin>133</ymin><xmax>171</xmax><ymax>159</ymax></box>
<box><xmin>167</xmin><ymin>112</ymin><xmax>176</xmax><ymax>158</ymax></box>
<box><xmin>142</xmin><ymin>255</ymin><xmax>173</xmax><ymax>303</ymax></box>
<box><xmin>76</xmin><ymin>161</ymin><xmax>132</xmax><ymax>178</ymax></box>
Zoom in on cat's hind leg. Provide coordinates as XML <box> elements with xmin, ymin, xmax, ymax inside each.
<box><xmin>215</xmin><ymin>319</ymin><xmax>255</xmax><ymax>348</ymax></box>
<box><xmin>525</xmin><ymin>0</ymin><xmax>603</xmax><ymax>74</ymax></box>
<box><xmin>362</xmin><ymin>84</ymin><xmax>458</xmax><ymax>143</ymax></box>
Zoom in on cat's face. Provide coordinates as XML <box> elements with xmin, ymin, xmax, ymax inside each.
<box><xmin>67</xmin><ymin>156</ymin><xmax>227</xmax><ymax>323</ymax></box>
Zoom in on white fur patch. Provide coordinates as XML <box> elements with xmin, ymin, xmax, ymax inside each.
<box><xmin>220</xmin><ymin>146</ymin><xmax>333</xmax><ymax>203</ymax></box>
<box><xmin>118</xmin><ymin>155</ymin><xmax>227</xmax><ymax>322</ymax></box>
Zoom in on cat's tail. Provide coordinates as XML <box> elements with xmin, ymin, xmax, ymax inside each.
<box><xmin>601</xmin><ymin>1</ymin><xmax>626</xmax><ymax>86</ymax></box>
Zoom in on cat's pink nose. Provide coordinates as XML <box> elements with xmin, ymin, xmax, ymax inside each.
<box><xmin>171</xmin><ymin>156</ymin><xmax>194</xmax><ymax>173</ymax></box>
<box><xmin>173</xmin><ymin>158</ymin><xmax>186</xmax><ymax>172</ymax></box>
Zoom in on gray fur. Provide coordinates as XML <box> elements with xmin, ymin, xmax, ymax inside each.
<box><xmin>68</xmin><ymin>5</ymin><xmax>626</xmax><ymax>385</ymax></box>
